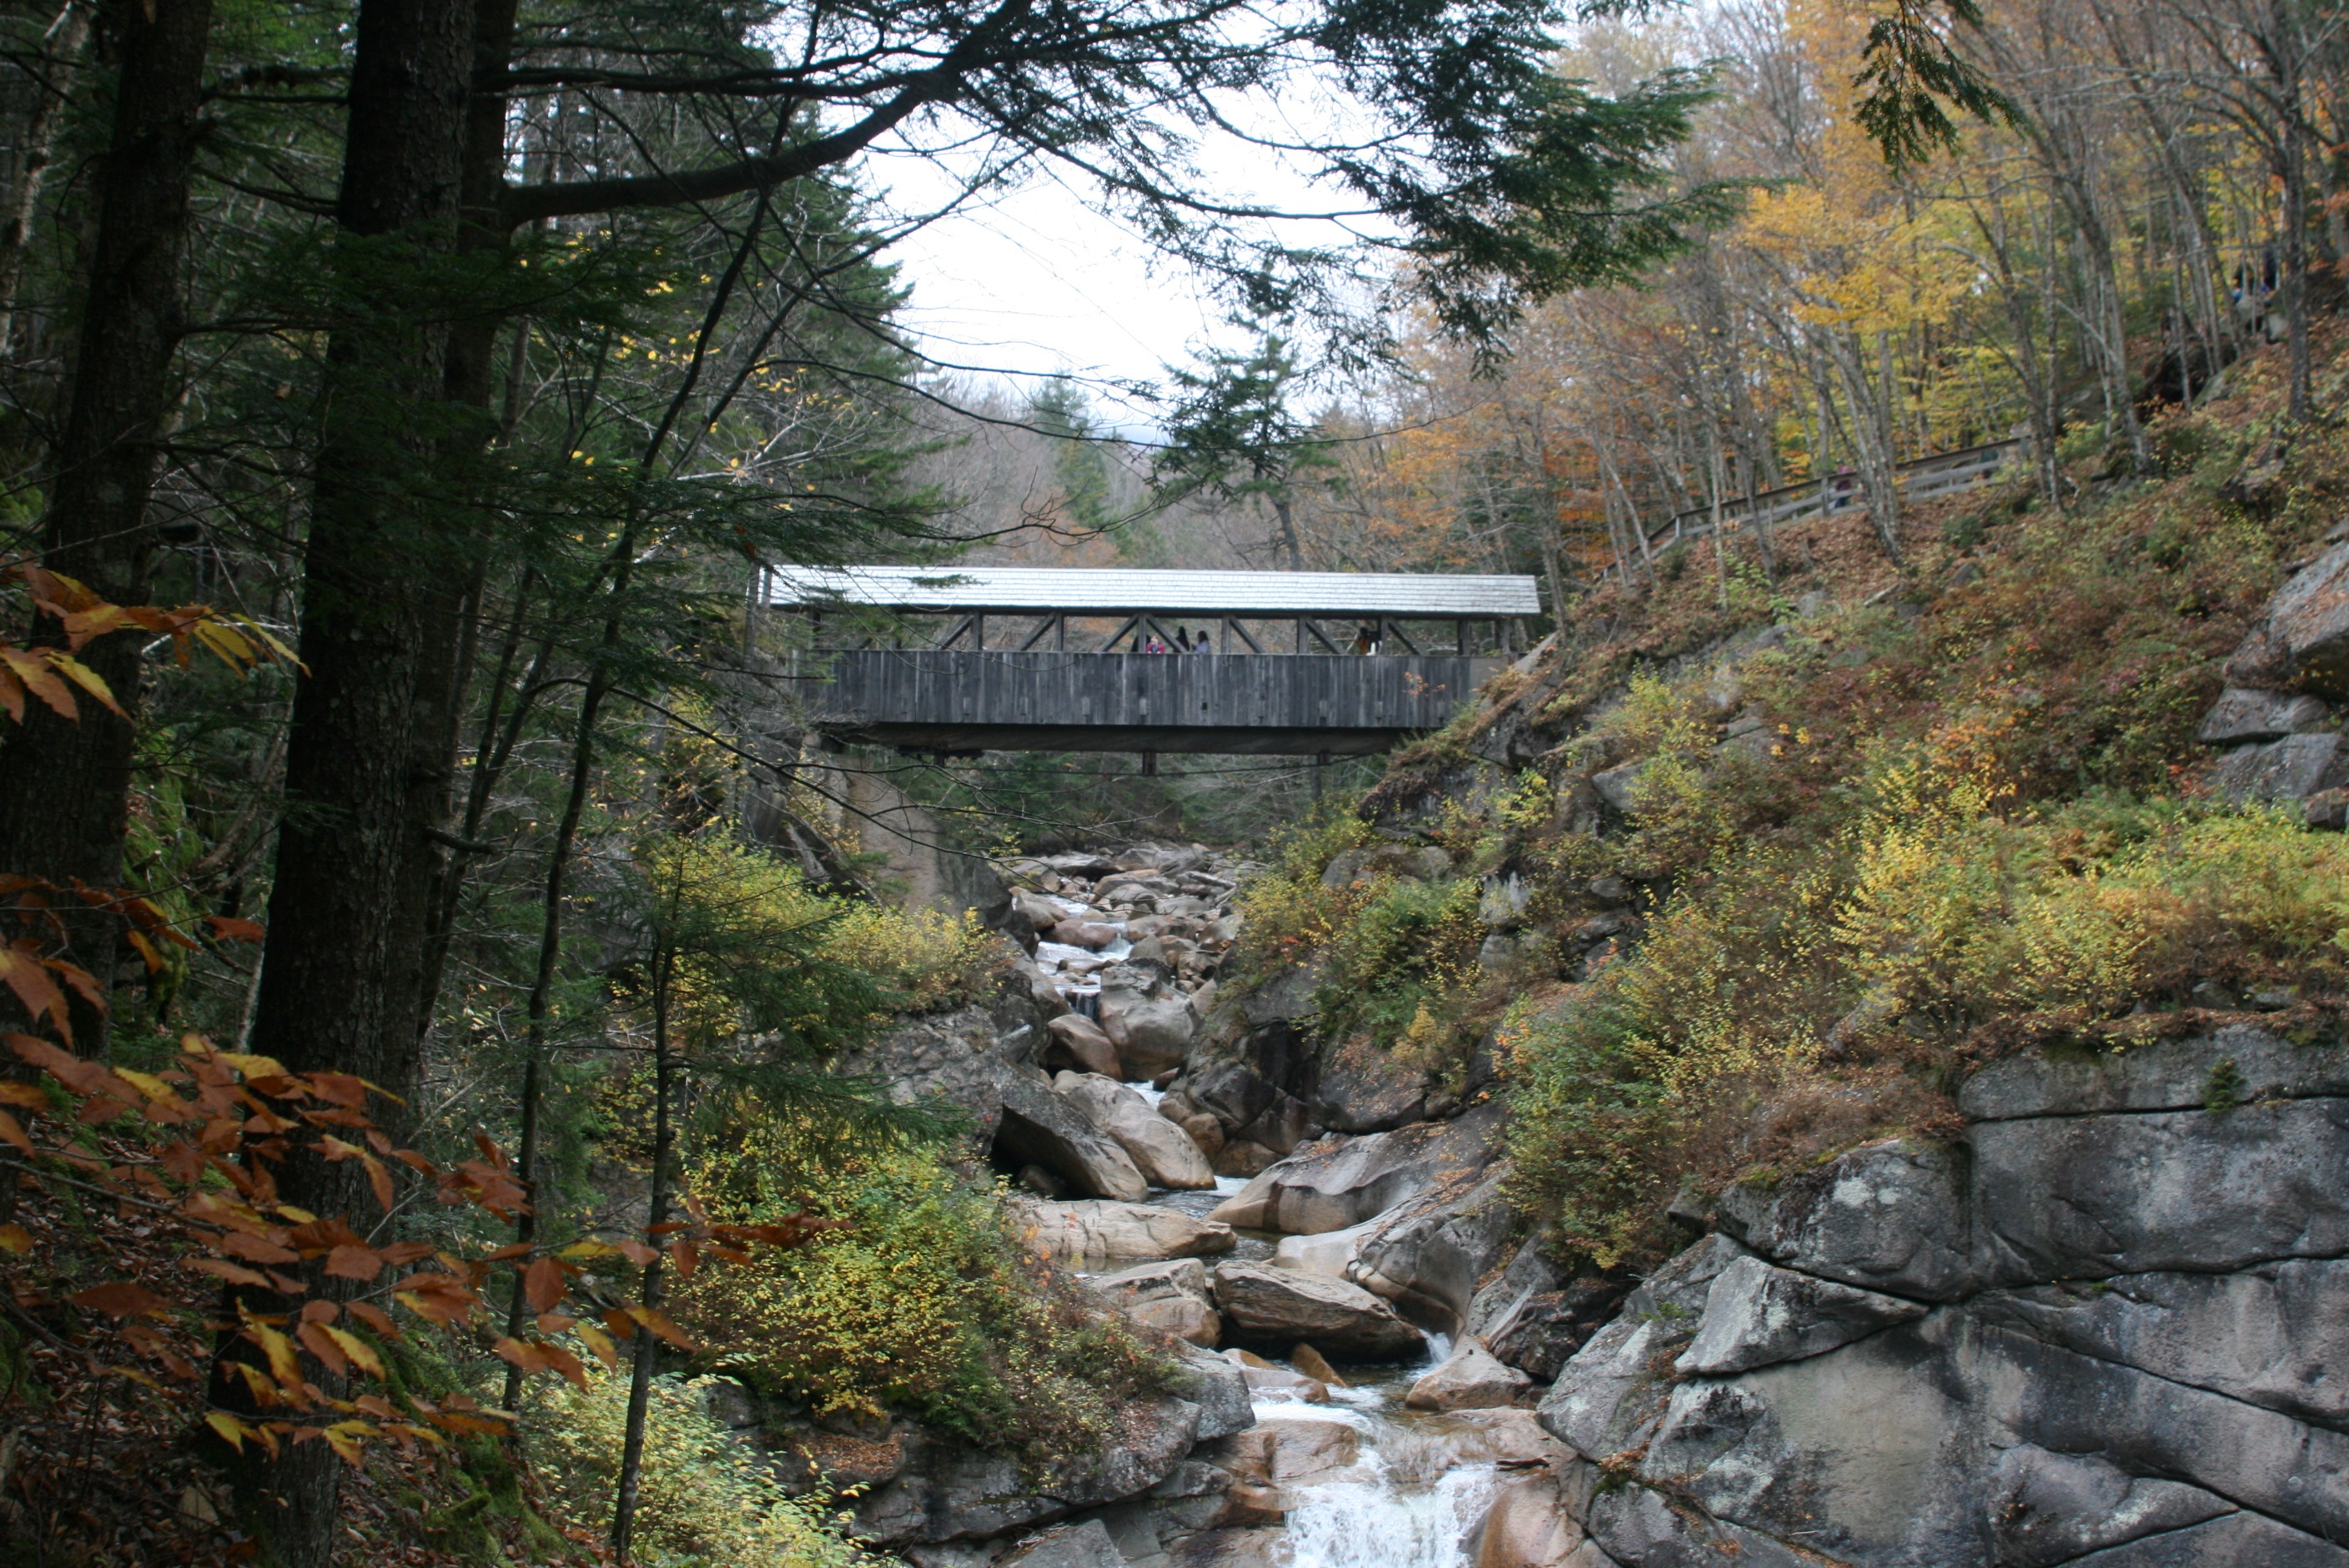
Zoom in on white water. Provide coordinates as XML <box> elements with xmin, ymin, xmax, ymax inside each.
<box><xmin>1284</xmin><ymin>1462</ymin><xmax>1501</xmax><ymax>1568</ymax></box>
<box><xmin>1248</xmin><ymin>1346</ymin><xmax>1501</xmax><ymax>1568</ymax></box>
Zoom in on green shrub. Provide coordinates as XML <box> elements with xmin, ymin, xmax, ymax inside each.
<box><xmin>532</xmin><ymin>1373</ymin><xmax>863</xmax><ymax>1567</ymax></box>
<box><xmin>682</xmin><ymin>1138</ymin><xmax>1173</xmax><ymax>1460</ymax></box>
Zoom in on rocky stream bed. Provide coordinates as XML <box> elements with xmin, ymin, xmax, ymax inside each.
<box><xmin>794</xmin><ymin>832</ymin><xmax>2349</xmax><ymax>1568</ymax></box>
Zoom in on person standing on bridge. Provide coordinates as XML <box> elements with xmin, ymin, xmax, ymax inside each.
<box><xmin>1174</xmin><ymin>627</ymin><xmax>1193</xmax><ymax>651</ymax></box>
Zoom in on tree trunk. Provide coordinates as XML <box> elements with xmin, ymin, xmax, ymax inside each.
<box><xmin>0</xmin><ymin>0</ymin><xmax>214</xmax><ymax>1046</ymax></box>
<box><xmin>612</xmin><ymin>945</ymin><xmax>677</xmax><ymax>1562</ymax></box>
<box><xmin>1273</xmin><ymin>495</ymin><xmax>1302</xmax><ymax>570</ymax></box>
<box><xmin>235</xmin><ymin>0</ymin><xmax>475</xmax><ymax>1554</ymax></box>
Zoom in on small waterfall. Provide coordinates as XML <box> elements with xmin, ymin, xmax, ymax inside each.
<box><xmin>1283</xmin><ymin>1455</ymin><xmax>1499</xmax><ymax>1568</ymax></box>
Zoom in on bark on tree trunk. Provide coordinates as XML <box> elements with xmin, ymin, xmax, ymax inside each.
<box><xmin>612</xmin><ymin>945</ymin><xmax>677</xmax><ymax>1562</ymax></box>
<box><xmin>234</xmin><ymin>0</ymin><xmax>475</xmax><ymax>1555</ymax></box>
<box><xmin>0</xmin><ymin>0</ymin><xmax>214</xmax><ymax>1046</ymax></box>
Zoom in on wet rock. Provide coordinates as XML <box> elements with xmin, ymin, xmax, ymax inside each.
<box><xmin>1270</xmin><ymin>1219</ymin><xmax>1374</xmax><ymax>1279</ymax></box>
<box><xmin>1403</xmin><ymin>1337</ymin><xmax>1532</xmax><ymax>1410</ymax></box>
<box><xmin>1351</xmin><ymin>1166</ymin><xmax>1517</xmax><ymax>1330</ymax></box>
<box><xmin>1672</xmin><ymin>1254</ymin><xmax>1929</xmax><ymax>1376</ymax></box>
<box><xmin>2211</xmin><ymin>732</ymin><xmax>2349</xmax><ymax>804</ymax></box>
<box><xmin>998</xmin><ymin>1520</ymin><xmax>1129</xmax><ymax>1568</ymax></box>
<box><xmin>1219</xmin><ymin>1349</ymin><xmax>1325</xmax><ymax>1402</ymax></box>
<box><xmin>1051</xmin><ymin>920</ymin><xmax>1124</xmax><ymax>949</ymax></box>
<box><xmin>1010</xmin><ymin>1199</ymin><xmax>1235</xmax><ymax>1266</ymax></box>
<box><xmin>1210</xmin><ymin>1103</ymin><xmax>1505</xmax><ymax>1234</ymax></box>
<box><xmin>1055</xmin><ymin>1073</ymin><xmax>1216</xmax><ymax>1190</ymax></box>
<box><xmin>2196</xmin><ymin>686</ymin><xmax>2332</xmax><ymax>743</ymax></box>
<box><xmin>1286</xmin><ymin>1344</ymin><xmax>1344</xmax><ymax>1386</ymax></box>
<box><xmin>997</xmin><ymin>1073</ymin><xmax>1149</xmax><ymax>1202</ymax></box>
<box><xmin>1167</xmin><ymin>1342</ymin><xmax>1254</xmax><ymax>1439</ymax></box>
<box><xmin>1987</xmin><ymin>1445</ymin><xmax>2234</xmax><ymax>1567</ymax></box>
<box><xmin>1088</xmin><ymin>1259</ymin><xmax>1220</xmax><ymax>1347</ymax></box>
<box><xmin>1713</xmin><ymin>1137</ymin><xmax>1974</xmax><ymax>1299</ymax></box>
<box><xmin>858</xmin><ymin>1397</ymin><xmax>1200</xmax><ymax>1545</ymax></box>
<box><xmin>1210</xmin><ymin>1260</ymin><xmax>1425</xmax><ymax>1360</ymax></box>
<box><xmin>1046</xmin><ymin>1014</ymin><xmax>1123</xmax><ymax>1078</ymax></box>
<box><xmin>1203</xmin><ymin>1416</ymin><xmax>1360</xmax><ymax>1482</ymax></box>
<box><xmin>1468</xmin><ymin>1467</ymin><xmax>1592</xmax><ymax>1568</ymax></box>
<box><xmin>1099</xmin><ymin>986</ymin><xmax>1196</xmax><ymax>1078</ymax></box>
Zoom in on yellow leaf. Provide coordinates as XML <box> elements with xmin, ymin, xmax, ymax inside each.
<box><xmin>44</xmin><ymin>651</ymin><xmax>124</xmax><ymax>717</ymax></box>
<box><xmin>205</xmin><ymin>1411</ymin><xmax>253</xmax><ymax>1452</ymax></box>
<box><xmin>323</xmin><ymin>1327</ymin><xmax>385</xmax><ymax>1380</ymax></box>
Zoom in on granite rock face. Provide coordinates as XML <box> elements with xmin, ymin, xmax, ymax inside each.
<box><xmin>1506</xmin><ymin>1028</ymin><xmax>2349</xmax><ymax>1567</ymax></box>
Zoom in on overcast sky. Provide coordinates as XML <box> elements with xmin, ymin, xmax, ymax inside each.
<box><xmin>861</xmin><ymin>89</ymin><xmax>1396</xmax><ymax>438</ymax></box>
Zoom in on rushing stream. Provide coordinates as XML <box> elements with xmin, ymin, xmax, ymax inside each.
<box><xmin>1139</xmin><ymin>1179</ymin><xmax>1502</xmax><ymax>1568</ymax></box>
<box><xmin>1028</xmin><ymin>852</ymin><xmax>1504</xmax><ymax>1567</ymax></box>
<box><xmin>1264</xmin><ymin>1368</ymin><xmax>1501</xmax><ymax>1568</ymax></box>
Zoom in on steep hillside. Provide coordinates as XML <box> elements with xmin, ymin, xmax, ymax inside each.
<box><xmin>1214</xmin><ymin>333</ymin><xmax>2349</xmax><ymax>1273</ymax></box>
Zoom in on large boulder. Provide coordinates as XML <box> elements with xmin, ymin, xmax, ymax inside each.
<box><xmin>858</xmin><ymin>1396</ymin><xmax>1200</xmax><ymax>1545</ymax></box>
<box><xmin>1351</xmin><ymin>1166</ymin><xmax>1517</xmax><ymax>1330</ymax></box>
<box><xmin>2196</xmin><ymin>686</ymin><xmax>2332</xmax><ymax>744</ymax></box>
<box><xmin>1210</xmin><ymin>1103</ymin><xmax>1506</xmax><ymax>1234</ymax></box>
<box><xmin>1403</xmin><ymin>1337</ymin><xmax>1532</xmax><ymax>1410</ymax></box>
<box><xmin>1167</xmin><ymin>1341</ymin><xmax>1255</xmax><ymax>1440</ymax></box>
<box><xmin>1010</xmin><ymin>1199</ymin><xmax>1235</xmax><ymax>1267</ymax></box>
<box><xmin>1210</xmin><ymin>1260</ymin><xmax>1425</xmax><ymax>1360</ymax></box>
<box><xmin>996</xmin><ymin>1072</ymin><xmax>1149</xmax><ymax>1202</ymax></box>
<box><xmin>1202</xmin><ymin>1415</ymin><xmax>1361</xmax><ymax>1482</ymax></box>
<box><xmin>1089</xmin><ymin>1258</ymin><xmax>1220</xmax><ymax>1346</ymax></box>
<box><xmin>2224</xmin><ymin>540</ymin><xmax>2349</xmax><ymax>701</ymax></box>
<box><xmin>1468</xmin><ymin>1467</ymin><xmax>1596</xmax><ymax>1568</ymax></box>
<box><xmin>1466</xmin><ymin>1244</ymin><xmax>1631</xmax><ymax>1381</ymax></box>
<box><xmin>1526</xmin><ymin>1033</ymin><xmax>2349</xmax><ymax>1568</ymax></box>
<box><xmin>832</xmin><ymin>999</ymin><xmax>1045</xmax><ymax>1142</ymax></box>
<box><xmin>1270</xmin><ymin>1219</ymin><xmax>1376</xmax><ymax>1279</ymax></box>
<box><xmin>2211</xmin><ymin>731</ymin><xmax>2349</xmax><ymax>804</ymax></box>
<box><xmin>1055</xmin><ymin>1072</ymin><xmax>1216</xmax><ymax>1189</ymax></box>
<box><xmin>1185</xmin><ymin>1059</ymin><xmax>1318</xmax><ymax>1158</ymax></box>
<box><xmin>1045</xmin><ymin>1013</ymin><xmax>1123</xmax><ymax>1078</ymax></box>
<box><xmin>1099</xmin><ymin>982</ymin><xmax>1195</xmax><ymax>1078</ymax></box>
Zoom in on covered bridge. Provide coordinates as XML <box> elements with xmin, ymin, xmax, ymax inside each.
<box><xmin>767</xmin><ymin>565</ymin><xmax>1542</xmax><ymax>756</ymax></box>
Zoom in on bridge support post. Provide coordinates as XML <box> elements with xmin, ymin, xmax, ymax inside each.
<box><xmin>1141</xmin><ymin>750</ymin><xmax>1157</xmax><ymax>777</ymax></box>
<box><xmin>1313</xmin><ymin>749</ymin><xmax>1329</xmax><ymax>800</ymax></box>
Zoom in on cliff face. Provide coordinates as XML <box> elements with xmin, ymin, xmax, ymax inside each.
<box><xmin>1499</xmin><ymin>1022</ymin><xmax>2349</xmax><ymax>1566</ymax></box>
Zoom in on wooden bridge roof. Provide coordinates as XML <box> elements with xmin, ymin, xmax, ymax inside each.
<box><xmin>766</xmin><ymin>565</ymin><xmax>1542</xmax><ymax>618</ymax></box>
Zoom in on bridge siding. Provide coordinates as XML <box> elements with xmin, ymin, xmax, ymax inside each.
<box><xmin>816</xmin><ymin>651</ymin><xmax>1483</xmax><ymax>743</ymax></box>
